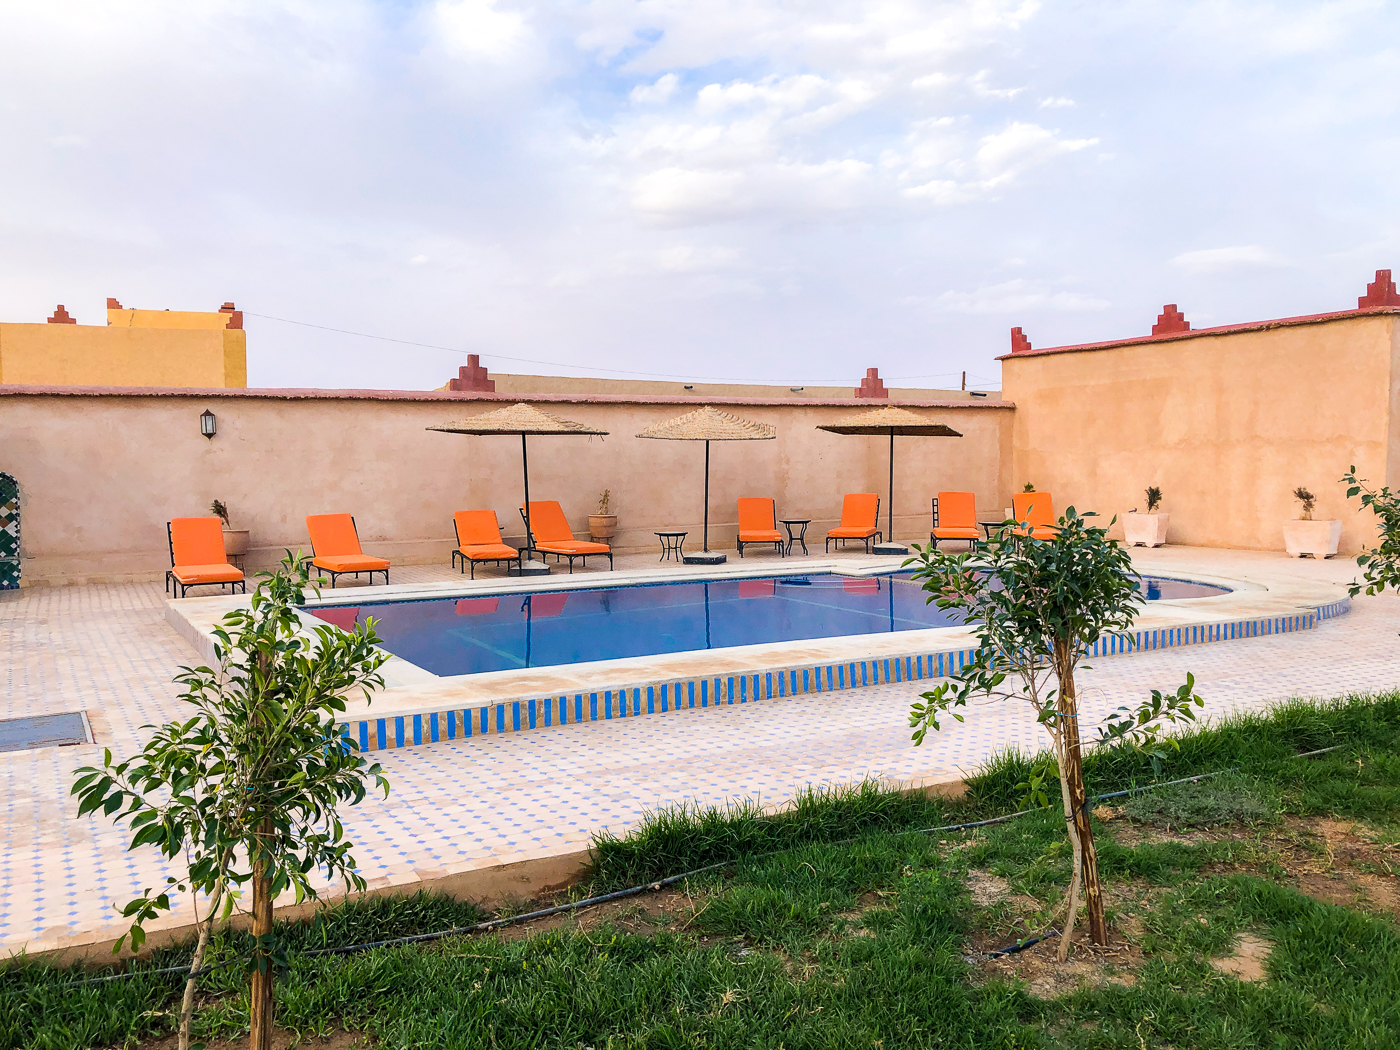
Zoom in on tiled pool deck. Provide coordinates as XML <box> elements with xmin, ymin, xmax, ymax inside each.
<box><xmin>3</xmin><ymin>546</ymin><xmax>1397</xmax><ymax>959</ymax></box>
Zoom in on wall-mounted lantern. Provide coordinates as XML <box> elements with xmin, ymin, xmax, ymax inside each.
<box><xmin>200</xmin><ymin>409</ymin><xmax>217</xmax><ymax>439</ymax></box>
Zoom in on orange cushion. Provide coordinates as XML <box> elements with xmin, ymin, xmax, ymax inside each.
<box><xmin>307</xmin><ymin>513</ymin><xmax>365</xmax><ymax>557</ymax></box>
<box><xmin>933</xmin><ymin>527</ymin><xmax>981</xmax><ymax>539</ymax></box>
<box><xmin>523</xmin><ymin>501</ymin><xmax>575</xmax><ymax>544</ymax></box>
<box><xmin>828</xmin><ymin>526</ymin><xmax>879</xmax><ymax>539</ymax></box>
<box><xmin>1010</xmin><ymin>524</ymin><xmax>1059</xmax><ymax>539</ymax></box>
<box><xmin>737</xmin><ymin>497</ymin><xmax>776</xmax><ymax>534</ymax></box>
<box><xmin>170</xmin><ymin>517</ymin><xmax>228</xmax><ymax>566</ymax></box>
<box><xmin>936</xmin><ymin>492</ymin><xmax>977</xmax><ymax>530</ymax></box>
<box><xmin>459</xmin><ymin>543</ymin><xmax>518</xmax><ymax>560</ymax></box>
<box><xmin>739</xmin><ymin>530</ymin><xmax>782</xmax><ymax>542</ymax></box>
<box><xmin>1012</xmin><ymin>493</ymin><xmax>1054</xmax><ymax>528</ymax></box>
<box><xmin>838</xmin><ymin>493</ymin><xmax>879</xmax><ymax>530</ymax></box>
<box><xmin>313</xmin><ymin>554</ymin><xmax>390</xmax><ymax>572</ymax></box>
<box><xmin>455</xmin><ymin>510</ymin><xmax>504</xmax><ymax>547</ymax></box>
<box><xmin>535</xmin><ymin>540</ymin><xmax>610</xmax><ymax>555</ymax></box>
<box><xmin>170</xmin><ymin>563</ymin><xmax>243</xmax><ymax>585</ymax></box>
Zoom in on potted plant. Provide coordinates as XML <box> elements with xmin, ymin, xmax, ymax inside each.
<box><xmin>1122</xmin><ymin>486</ymin><xmax>1169</xmax><ymax>547</ymax></box>
<box><xmin>588</xmin><ymin>489</ymin><xmax>617</xmax><ymax>542</ymax></box>
<box><xmin>211</xmin><ymin>500</ymin><xmax>250</xmax><ymax>557</ymax></box>
<box><xmin>1282</xmin><ymin>486</ymin><xmax>1341</xmax><ymax>558</ymax></box>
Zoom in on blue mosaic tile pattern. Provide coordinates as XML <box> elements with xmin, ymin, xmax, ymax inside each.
<box><xmin>342</xmin><ymin>603</ymin><xmax>1347</xmax><ymax>752</ymax></box>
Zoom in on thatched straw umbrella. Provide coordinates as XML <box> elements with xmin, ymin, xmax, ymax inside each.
<box><xmin>637</xmin><ymin>406</ymin><xmax>776</xmax><ymax>565</ymax></box>
<box><xmin>817</xmin><ymin>406</ymin><xmax>961</xmax><ymax>554</ymax></box>
<box><xmin>429</xmin><ymin>403</ymin><xmax>608</xmax><ymax>575</ymax></box>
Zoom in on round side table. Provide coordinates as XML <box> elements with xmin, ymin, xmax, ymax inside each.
<box><xmin>655</xmin><ymin>531</ymin><xmax>687</xmax><ymax>562</ymax></box>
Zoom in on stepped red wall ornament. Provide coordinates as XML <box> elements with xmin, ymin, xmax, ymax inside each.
<box><xmin>1359</xmin><ymin>269</ymin><xmax>1400</xmax><ymax>308</ymax></box>
<box><xmin>854</xmin><ymin>367</ymin><xmax>888</xmax><ymax>398</ymax></box>
<box><xmin>1151</xmin><ymin>304</ymin><xmax>1190</xmax><ymax>336</ymax></box>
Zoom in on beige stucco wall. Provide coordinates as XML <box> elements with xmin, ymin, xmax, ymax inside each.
<box><xmin>0</xmin><ymin>324</ymin><xmax>247</xmax><ymax>388</ymax></box>
<box><xmin>0</xmin><ymin>391</ymin><xmax>1011</xmax><ymax>584</ymax></box>
<box><xmin>483</xmin><ymin>373</ymin><xmax>1002</xmax><ymax>402</ymax></box>
<box><xmin>1002</xmin><ymin>313</ymin><xmax>1398</xmax><ymax>554</ymax></box>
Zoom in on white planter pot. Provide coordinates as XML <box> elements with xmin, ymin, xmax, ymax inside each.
<box><xmin>222</xmin><ymin>529</ymin><xmax>250</xmax><ymax>556</ymax></box>
<box><xmin>1282</xmin><ymin>519</ymin><xmax>1341</xmax><ymax>558</ymax></box>
<box><xmin>1122</xmin><ymin>513</ymin><xmax>1169</xmax><ymax>548</ymax></box>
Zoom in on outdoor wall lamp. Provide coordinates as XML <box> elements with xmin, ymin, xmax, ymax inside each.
<box><xmin>200</xmin><ymin>409</ymin><xmax>217</xmax><ymax>439</ymax></box>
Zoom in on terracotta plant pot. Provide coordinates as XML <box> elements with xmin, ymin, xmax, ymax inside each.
<box><xmin>1122</xmin><ymin>512</ymin><xmax>1169</xmax><ymax>548</ymax></box>
<box><xmin>222</xmin><ymin>529</ymin><xmax>250</xmax><ymax>556</ymax></box>
<box><xmin>588</xmin><ymin>514</ymin><xmax>617</xmax><ymax>541</ymax></box>
<box><xmin>1282</xmin><ymin>519</ymin><xmax>1341</xmax><ymax>558</ymax></box>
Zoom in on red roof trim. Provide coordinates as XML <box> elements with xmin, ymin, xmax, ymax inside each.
<box><xmin>0</xmin><ymin>384</ymin><xmax>1013</xmax><ymax>410</ymax></box>
<box><xmin>998</xmin><ymin>305</ymin><xmax>1400</xmax><ymax>362</ymax></box>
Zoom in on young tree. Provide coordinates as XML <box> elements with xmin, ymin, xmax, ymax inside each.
<box><xmin>1343</xmin><ymin>466</ymin><xmax>1400</xmax><ymax>600</ymax></box>
<box><xmin>73</xmin><ymin>554</ymin><xmax>390</xmax><ymax>1050</ymax></box>
<box><xmin>907</xmin><ymin>508</ymin><xmax>1202</xmax><ymax>957</ymax></box>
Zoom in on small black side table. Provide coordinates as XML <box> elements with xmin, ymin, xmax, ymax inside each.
<box><xmin>655</xmin><ymin>531</ymin><xmax>687</xmax><ymax>562</ymax></box>
<box><xmin>779</xmin><ymin>519</ymin><xmax>812</xmax><ymax>556</ymax></box>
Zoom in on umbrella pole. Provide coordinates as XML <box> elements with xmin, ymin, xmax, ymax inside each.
<box><xmin>888</xmin><ymin>428</ymin><xmax>895</xmax><ymax>543</ymax></box>
<box><xmin>522</xmin><ymin>433</ymin><xmax>532</xmax><ymax>555</ymax></box>
<box><xmin>703</xmin><ymin>440</ymin><xmax>711</xmax><ymax>552</ymax></box>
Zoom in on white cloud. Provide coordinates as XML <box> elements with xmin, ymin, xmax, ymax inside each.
<box><xmin>975</xmin><ymin>122</ymin><xmax>1098</xmax><ymax>180</ymax></box>
<box><xmin>931</xmin><ymin>280</ymin><xmax>1110</xmax><ymax>313</ymax></box>
<box><xmin>1170</xmin><ymin>245</ymin><xmax>1290</xmax><ymax>273</ymax></box>
<box><xmin>1038</xmin><ymin>96</ymin><xmax>1074</xmax><ymax>108</ymax></box>
<box><xmin>433</xmin><ymin>0</ymin><xmax>529</xmax><ymax>60</ymax></box>
<box><xmin>654</xmin><ymin>244</ymin><xmax>742</xmax><ymax>272</ymax></box>
<box><xmin>969</xmin><ymin>70</ymin><xmax>1023</xmax><ymax>99</ymax></box>
<box><xmin>630</xmin><ymin>73</ymin><xmax>679</xmax><ymax>105</ymax></box>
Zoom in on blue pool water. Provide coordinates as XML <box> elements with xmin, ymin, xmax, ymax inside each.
<box><xmin>308</xmin><ymin>572</ymin><xmax>1229</xmax><ymax>677</ymax></box>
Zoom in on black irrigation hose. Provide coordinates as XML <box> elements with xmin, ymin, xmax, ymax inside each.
<box><xmin>25</xmin><ymin>743</ymin><xmax>1354</xmax><ymax>991</ymax></box>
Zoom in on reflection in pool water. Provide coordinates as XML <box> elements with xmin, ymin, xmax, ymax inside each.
<box><xmin>308</xmin><ymin>572</ymin><xmax>1229</xmax><ymax>677</ymax></box>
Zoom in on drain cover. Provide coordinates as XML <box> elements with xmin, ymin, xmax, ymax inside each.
<box><xmin>0</xmin><ymin>712</ymin><xmax>90</xmax><ymax>752</ymax></box>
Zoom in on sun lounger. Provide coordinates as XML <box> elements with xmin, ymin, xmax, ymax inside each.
<box><xmin>306</xmin><ymin>513</ymin><xmax>390</xmax><ymax>587</ymax></box>
<box><xmin>930</xmin><ymin>492</ymin><xmax>983</xmax><ymax>549</ymax></box>
<box><xmin>1011</xmin><ymin>492</ymin><xmax>1058</xmax><ymax>539</ymax></box>
<box><xmin>825</xmin><ymin>493</ymin><xmax>882</xmax><ymax>553</ymax></box>
<box><xmin>165</xmin><ymin>517</ymin><xmax>246</xmax><ymax>598</ymax></box>
<box><xmin>520</xmin><ymin>501</ymin><xmax>613</xmax><ymax>572</ymax></box>
<box><xmin>736</xmin><ymin>497</ymin><xmax>785</xmax><ymax>558</ymax></box>
<box><xmin>452</xmin><ymin>510</ymin><xmax>521</xmax><ymax>578</ymax></box>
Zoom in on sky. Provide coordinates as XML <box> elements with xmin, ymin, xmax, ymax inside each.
<box><xmin>1</xmin><ymin>0</ymin><xmax>1396</xmax><ymax>391</ymax></box>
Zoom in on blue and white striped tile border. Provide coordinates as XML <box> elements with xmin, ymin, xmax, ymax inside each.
<box><xmin>341</xmin><ymin>599</ymin><xmax>1350</xmax><ymax>752</ymax></box>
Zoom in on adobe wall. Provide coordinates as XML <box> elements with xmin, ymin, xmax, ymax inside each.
<box><xmin>0</xmin><ymin>389</ymin><xmax>1011</xmax><ymax>584</ymax></box>
<box><xmin>0</xmin><ymin>324</ymin><xmax>247</xmax><ymax>388</ymax></box>
<box><xmin>1001</xmin><ymin>312</ymin><xmax>1397</xmax><ymax>554</ymax></box>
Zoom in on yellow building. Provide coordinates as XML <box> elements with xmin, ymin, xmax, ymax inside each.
<box><xmin>0</xmin><ymin>298</ymin><xmax>247</xmax><ymax>388</ymax></box>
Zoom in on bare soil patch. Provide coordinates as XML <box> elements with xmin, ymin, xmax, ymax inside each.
<box><xmin>1210</xmin><ymin>931</ymin><xmax>1271</xmax><ymax>982</ymax></box>
<box><xmin>973</xmin><ymin>930</ymin><xmax>1148</xmax><ymax>998</ymax></box>
<box><xmin>141</xmin><ymin>1027</ymin><xmax>369</xmax><ymax>1050</ymax></box>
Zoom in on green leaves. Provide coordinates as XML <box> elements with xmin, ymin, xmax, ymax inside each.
<box><xmin>1342</xmin><ymin>466</ymin><xmax>1400</xmax><ymax>602</ymax></box>
<box><xmin>1099</xmin><ymin>673</ymin><xmax>1206</xmax><ymax>775</ymax></box>
<box><xmin>72</xmin><ymin>551</ymin><xmax>390</xmax><ymax>957</ymax></box>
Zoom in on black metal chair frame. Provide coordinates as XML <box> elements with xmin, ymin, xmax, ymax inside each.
<box><xmin>518</xmin><ymin>508</ymin><xmax>614</xmax><ymax>573</ymax></box>
<box><xmin>309</xmin><ymin>516</ymin><xmax>389</xmax><ymax>588</ymax></box>
<box><xmin>737</xmin><ymin>501</ymin><xmax>786</xmax><ymax>559</ymax></box>
<box><xmin>165</xmin><ymin>520</ymin><xmax>248</xmax><ymax>599</ymax></box>
<box><xmin>451</xmin><ymin>515</ymin><xmax>522</xmax><ymax>579</ymax></box>
<box><xmin>824</xmin><ymin>497</ymin><xmax>882</xmax><ymax>554</ymax></box>
<box><xmin>928</xmin><ymin>496</ymin><xmax>988</xmax><ymax>550</ymax></box>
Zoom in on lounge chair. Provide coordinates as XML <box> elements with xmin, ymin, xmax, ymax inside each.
<box><xmin>306</xmin><ymin>514</ymin><xmax>390</xmax><ymax>587</ymax></box>
<box><xmin>1010</xmin><ymin>492</ymin><xmax>1058</xmax><ymax>539</ymax></box>
<box><xmin>519</xmin><ymin>501</ymin><xmax>613</xmax><ymax>572</ymax></box>
<box><xmin>452</xmin><ymin>510</ymin><xmax>521</xmax><ymax>578</ymax></box>
<box><xmin>825</xmin><ymin>493</ymin><xmax>882</xmax><ymax>553</ymax></box>
<box><xmin>165</xmin><ymin>517</ymin><xmax>246</xmax><ymax>598</ymax></box>
<box><xmin>930</xmin><ymin>492</ymin><xmax>983</xmax><ymax>549</ymax></box>
<box><xmin>736</xmin><ymin>497</ymin><xmax>785</xmax><ymax>558</ymax></box>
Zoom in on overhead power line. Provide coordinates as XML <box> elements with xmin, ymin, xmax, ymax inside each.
<box><xmin>246</xmin><ymin>312</ymin><xmax>1000</xmax><ymax>388</ymax></box>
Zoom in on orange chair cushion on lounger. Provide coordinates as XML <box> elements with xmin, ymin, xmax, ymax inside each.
<box><xmin>827</xmin><ymin>493</ymin><xmax>881</xmax><ymax>539</ymax></box>
<box><xmin>523</xmin><ymin>501</ymin><xmax>610</xmax><ymax>554</ymax></box>
<box><xmin>933</xmin><ymin>492</ymin><xmax>981</xmax><ymax>540</ymax></box>
<box><xmin>737</xmin><ymin>498</ymin><xmax>782</xmax><ymax>542</ymax></box>
<box><xmin>1011</xmin><ymin>492</ymin><xmax>1057</xmax><ymax>539</ymax></box>
<box><xmin>454</xmin><ymin>510</ymin><xmax>519</xmax><ymax>561</ymax></box>
<box><xmin>169</xmin><ymin>517</ymin><xmax>244</xmax><ymax>585</ymax></box>
<box><xmin>306</xmin><ymin>513</ymin><xmax>391</xmax><ymax>573</ymax></box>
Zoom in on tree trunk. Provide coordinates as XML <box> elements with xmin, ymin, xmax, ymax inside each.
<box><xmin>1055</xmin><ymin>642</ymin><xmax>1109</xmax><ymax>945</ymax></box>
<box><xmin>178</xmin><ymin>883</ymin><xmax>223</xmax><ymax>1050</ymax></box>
<box><xmin>249</xmin><ymin>820</ymin><xmax>275</xmax><ymax>1050</ymax></box>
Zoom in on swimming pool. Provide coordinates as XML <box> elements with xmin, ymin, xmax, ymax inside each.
<box><xmin>308</xmin><ymin>572</ymin><xmax>1229</xmax><ymax>678</ymax></box>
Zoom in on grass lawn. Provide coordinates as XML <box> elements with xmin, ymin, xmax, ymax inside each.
<box><xmin>5</xmin><ymin>692</ymin><xmax>1400</xmax><ymax>1049</ymax></box>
